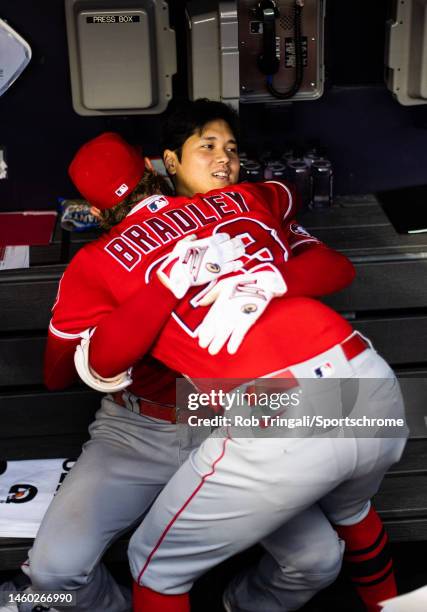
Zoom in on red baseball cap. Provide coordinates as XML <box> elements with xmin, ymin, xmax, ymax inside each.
<box><xmin>68</xmin><ymin>132</ymin><xmax>145</xmax><ymax>210</ymax></box>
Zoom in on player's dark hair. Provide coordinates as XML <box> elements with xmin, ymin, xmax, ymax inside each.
<box><xmin>97</xmin><ymin>170</ymin><xmax>173</xmax><ymax>230</ymax></box>
<box><xmin>161</xmin><ymin>99</ymin><xmax>240</xmax><ymax>161</ymax></box>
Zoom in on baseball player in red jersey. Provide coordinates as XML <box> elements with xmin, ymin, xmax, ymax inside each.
<box><xmin>24</xmin><ymin>129</ymin><xmax>348</xmax><ymax>612</ymax></box>
<box><xmin>26</xmin><ymin>101</ymin><xmax>407</xmax><ymax>612</ymax></box>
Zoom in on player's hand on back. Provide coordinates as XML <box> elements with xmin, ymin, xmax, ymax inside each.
<box><xmin>157</xmin><ymin>233</ymin><xmax>245</xmax><ymax>299</ymax></box>
<box><xmin>196</xmin><ymin>263</ymin><xmax>287</xmax><ymax>355</ymax></box>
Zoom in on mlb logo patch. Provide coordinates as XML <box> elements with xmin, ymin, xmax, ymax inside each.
<box><xmin>313</xmin><ymin>362</ymin><xmax>334</xmax><ymax>378</ymax></box>
<box><xmin>143</xmin><ymin>195</ymin><xmax>169</xmax><ymax>213</ymax></box>
<box><xmin>115</xmin><ymin>183</ymin><xmax>129</xmax><ymax>197</ymax></box>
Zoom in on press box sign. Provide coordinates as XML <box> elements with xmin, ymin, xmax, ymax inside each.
<box><xmin>86</xmin><ymin>14</ymin><xmax>140</xmax><ymax>23</ymax></box>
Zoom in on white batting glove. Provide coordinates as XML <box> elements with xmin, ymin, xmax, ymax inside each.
<box><xmin>157</xmin><ymin>233</ymin><xmax>245</xmax><ymax>299</ymax></box>
<box><xmin>74</xmin><ymin>329</ymin><xmax>133</xmax><ymax>393</ymax></box>
<box><xmin>196</xmin><ymin>264</ymin><xmax>287</xmax><ymax>355</ymax></box>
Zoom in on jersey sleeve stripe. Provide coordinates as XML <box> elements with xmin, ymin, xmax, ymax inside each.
<box><xmin>265</xmin><ymin>180</ymin><xmax>294</xmax><ymax>220</ymax></box>
<box><xmin>127</xmin><ymin>197</ymin><xmax>154</xmax><ymax>217</ymax></box>
<box><xmin>48</xmin><ymin>320</ymin><xmax>85</xmax><ymax>340</ymax></box>
<box><xmin>171</xmin><ymin>312</ymin><xmax>198</xmax><ymax>338</ymax></box>
<box><xmin>290</xmin><ymin>238</ymin><xmax>322</xmax><ymax>249</ymax></box>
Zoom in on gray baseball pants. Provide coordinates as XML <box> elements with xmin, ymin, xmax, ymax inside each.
<box><xmin>129</xmin><ymin>347</ymin><xmax>407</xmax><ymax>612</ymax></box>
<box><xmin>27</xmin><ymin>394</ymin><xmax>347</xmax><ymax>611</ymax></box>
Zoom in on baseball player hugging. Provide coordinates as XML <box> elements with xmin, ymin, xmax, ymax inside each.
<box><xmin>26</xmin><ymin>100</ymin><xmax>407</xmax><ymax>612</ymax></box>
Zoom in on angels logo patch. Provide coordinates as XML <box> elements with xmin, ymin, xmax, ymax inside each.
<box><xmin>290</xmin><ymin>223</ymin><xmax>312</xmax><ymax>237</ymax></box>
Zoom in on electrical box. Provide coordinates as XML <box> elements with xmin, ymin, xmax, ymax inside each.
<box><xmin>238</xmin><ymin>0</ymin><xmax>325</xmax><ymax>104</ymax></box>
<box><xmin>65</xmin><ymin>0</ymin><xmax>176</xmax><ymax>115</ymax></box>
<box><xmin>385</xmin><ymin>0</ymin><xmax>427</xmax><ymax>105</ymax></box>
<box><xmin>186</xmin><ymin>0</ymin><xmax>239</xmax><ymax>108</ymax></box>
<box><xmin>186</xmin><ymin>0</ymin><xmax>221</xmax><ymax>101</ymax></box>
<box><xmin>0</xmin><ymin>18</ymin><xmax>31</xmax><ymax>98</ymax></box>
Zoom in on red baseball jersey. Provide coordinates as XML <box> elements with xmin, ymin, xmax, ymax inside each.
<box><xmin>47</xmin><ymin>181</ymin><xmax>353</xmax><ymax>389</ymax></box>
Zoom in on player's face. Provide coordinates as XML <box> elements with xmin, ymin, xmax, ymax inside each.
<box><xmin>166</xmin><ymin>120</ymin><xmax>240</xmax><ymax>197</ymax></box>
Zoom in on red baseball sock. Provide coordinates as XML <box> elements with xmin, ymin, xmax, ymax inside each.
<box><xmin>334</xmin><ymin>506</ymin><xmax>397</xmax><ymax>612</ymax></box>
<box><xmin>133</xmin><ymin>583</ymin><xmax>190</xmax><ymax>612</ymax></box>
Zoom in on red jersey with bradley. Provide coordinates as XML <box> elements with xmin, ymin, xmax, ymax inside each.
<box><xmin>48</xmin><ymin>179</ymin><xmax>353</xmax><ymax>385</ymax></box>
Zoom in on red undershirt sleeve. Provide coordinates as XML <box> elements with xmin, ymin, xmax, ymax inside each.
<box><xmin>45</xmin><ymin>246</ymin><xmax>178</xmax><ymax>387</ymax></box>
<box><xmin>276</xmin><ymin>243</ymin><xmax>356</xmax><ymax>297</ymax></box>
<box><xmin>89</xmin><ymin>275</ymin><xmax>178</xmax><ymax>379</ymax></box>
<box><xmin>44</xmin><ymin>333</ymin><xmax>80</xmax><ymax>391</ymax></box>
<box><xmin>44</xmin><ymin>247</ymin><xmax>108</xmax><ymax>391</ymax></box>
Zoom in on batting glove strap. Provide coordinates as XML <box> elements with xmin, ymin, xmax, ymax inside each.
<box><xmin>196</xmin><ymin>266</ymin><xmax>287</xmax><ymax>355</ymax></box>
<box><xmin>157</xmin><ymin>233</ymin><xmax>245</xmax><ymax>299</ymax></box>
<box><xmin>74</xmin><ymin>329</ymin><xmax>133</xmax><ymax>393</ymax></box>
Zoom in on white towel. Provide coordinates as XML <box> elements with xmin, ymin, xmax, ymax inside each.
<box><xmin>381</xmin><ymin>585</ymin><xmax>427</xmax><ymax>611</ymax></box>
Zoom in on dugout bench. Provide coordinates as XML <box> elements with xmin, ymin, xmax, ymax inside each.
<box><xmin>0</xmin><ymin>195</ymin><xmax>427</xmax><ymax>570</ymax></box>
